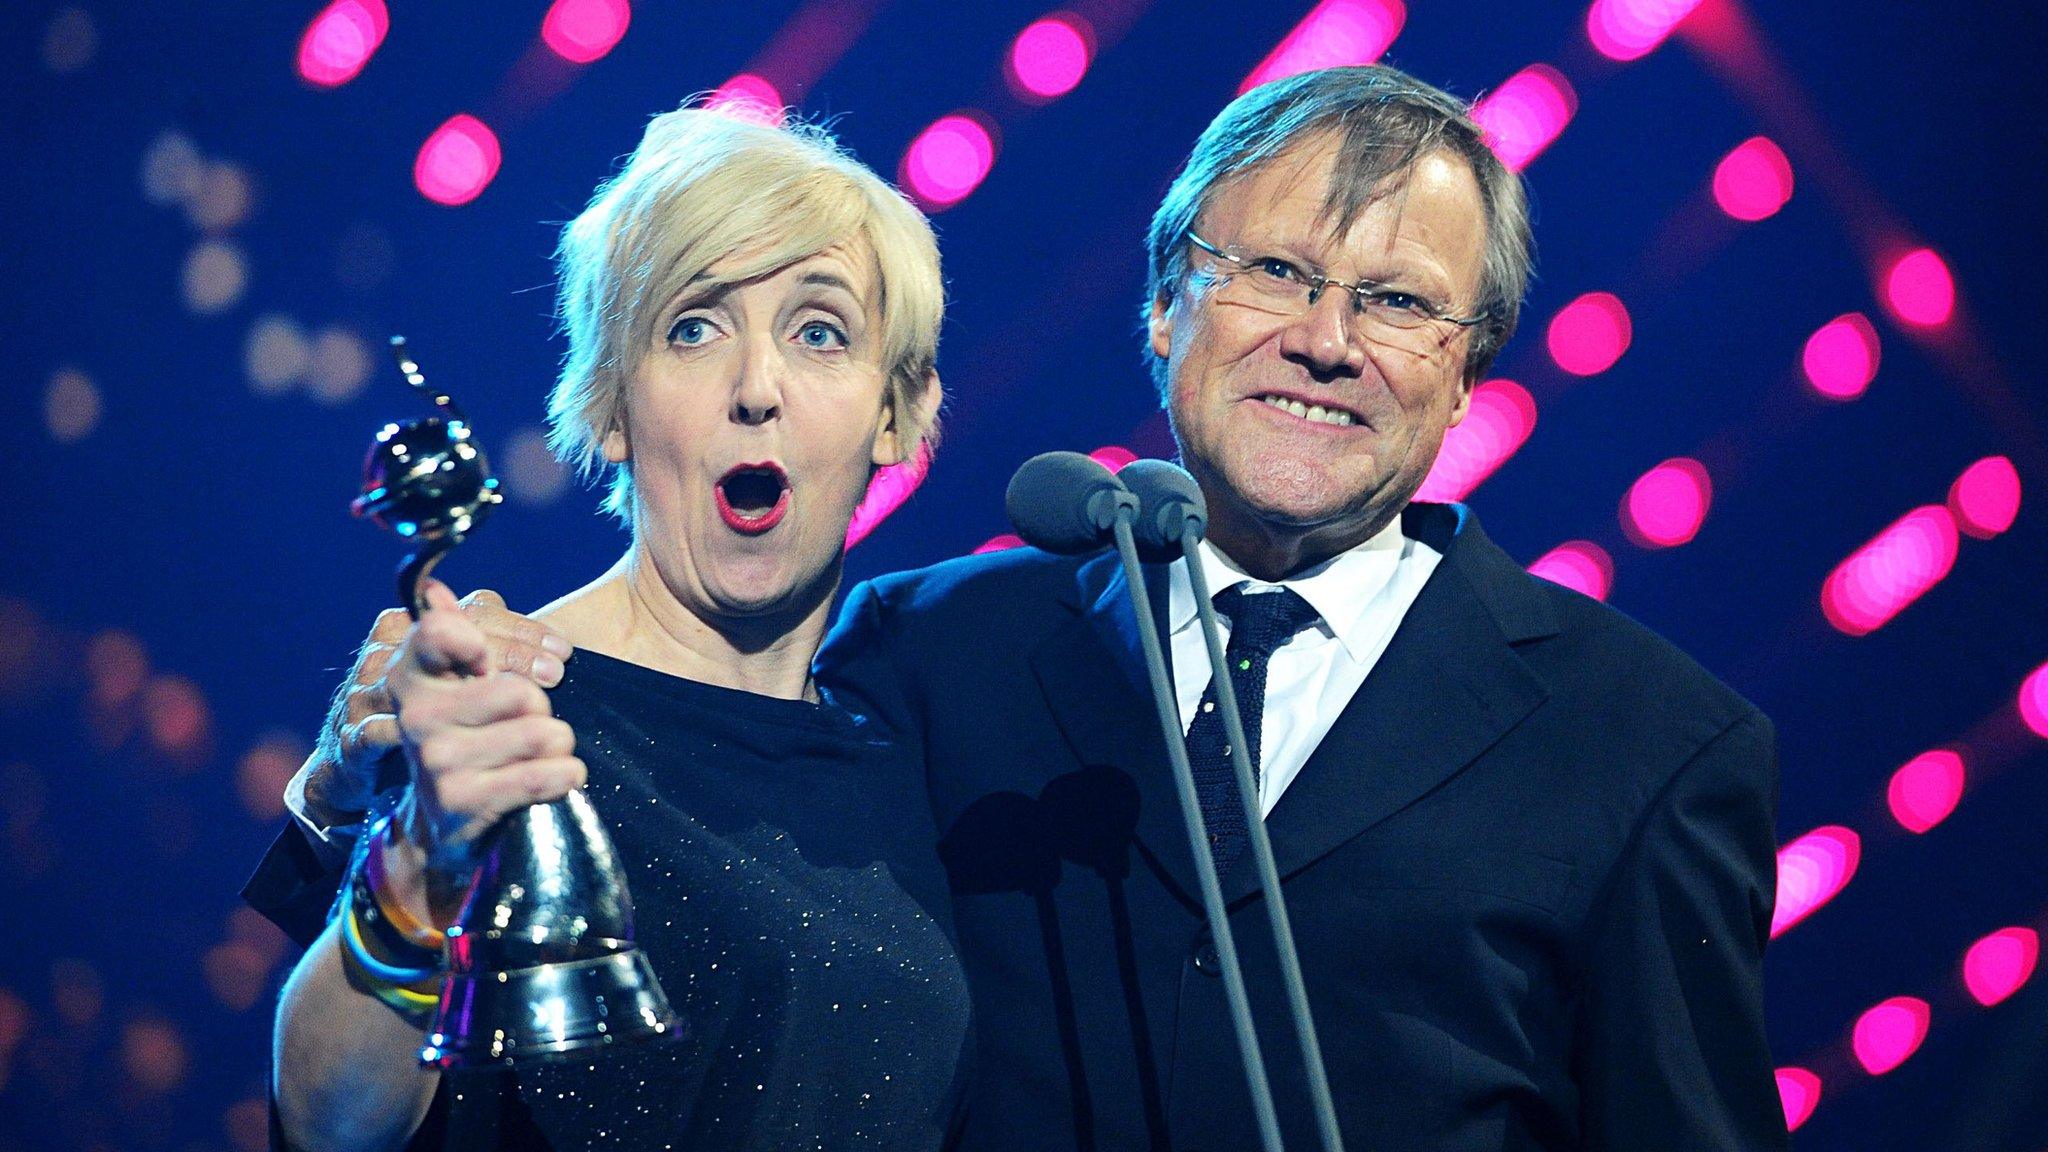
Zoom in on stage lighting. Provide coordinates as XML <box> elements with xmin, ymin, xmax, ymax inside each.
<box><xmin>1851</xmin><ymin>996</ymin><xmax>1930</xmax><ymax>1076</ymax></box>
<box><xmin>1886</xmin><ymin>750</ymin><xmax>1965</xmax><ymax>834</ymax></box>
<box><xmin>1546</xmin><ymin>291</ymin><xmax>1630</xmax><ymax>376</ymax></box>
<box><xmin>1884</xmin><ymin>247</ymin><xmax>1956</xmax><ymax>327</ymax></box>
<box><xmin>1527</xmin><ymin>541</ymin><xmax>1614</xmax><ymax>602</ymax></box>
<box><xmin>1416</xmin><ymin>379</ymin><xmax>1536</xmax><ymax>502</ymax></box>
<box><xmin>414</xmin><ymin>114</ymin><xmax>502</xmax><ymax>207</ymax></box>
<box><xmin>1007</xmin><ymin>13</ymin><xmax>1093</xmax><ymax>102</ymax></box>
<box><xmin>1802</xmin><ymin>312</ymin><xmax>1880</xmax><ymax>400</ymax></box>
<box><xmin>1712</xmin><ymin>135</ymin><xmax>1793</xmax><ymax>222</ymax></box>
<box><xmin>1471</xmin><ymin>65</ymin><xmax>1576</xmax><ymax>173</ymax></box>
<box><xmin>1947</xmin><ymin>456</ymin><xmax>2019</xmax><ymax>539</ymax></box>
<box><xmin>1621</xmin><ymin>458</ymin><xmax>1711</xmax><ymax>549</ymax></box>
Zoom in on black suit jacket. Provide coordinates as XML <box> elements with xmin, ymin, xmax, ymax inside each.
<box><xmin>815</xmin><ymin>503</ymin><xmax>1787</xmax><ymax>1151</ymax></box>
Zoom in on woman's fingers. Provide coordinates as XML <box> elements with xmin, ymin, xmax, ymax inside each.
<box><xmin>409</xmin><ymin>713</ymin><xmax>575</xmax><ymax>781</ymax></box>
<box><xmin>435</xmin><ymin>756</ymin><xmax>589</xmax><ymax>831</ymax></box>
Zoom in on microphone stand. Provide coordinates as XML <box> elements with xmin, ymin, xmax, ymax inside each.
<box><xmin>1182</xmin><ymin>539</ymin><xmax>1346</xmax><ymax>1152</ymax></box>
<box><xmin>1106</xmin><ymin>508</ymin><xmax>1287</xmax><ymax>1152</ymax></box>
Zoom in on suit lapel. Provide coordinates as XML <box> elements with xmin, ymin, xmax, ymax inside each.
<box><xmin>1221</xmin><ymin>506</ymin><xmax>1555</xmax><ymax>903</ymax></box>
<box><xmin>1028</xmin><ymin>552</ymin><xmax>1202</xmax><ymax>896</ymax></box>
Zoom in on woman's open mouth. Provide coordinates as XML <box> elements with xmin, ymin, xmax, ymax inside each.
<box><xmin>714</xmin><ymin>463</ymin><xmax>790</xmax><ymax>534</ymax></box>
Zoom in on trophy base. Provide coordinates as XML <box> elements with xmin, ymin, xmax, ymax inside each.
<box><xmin>420</xmin><ymin>948</ymin><xmax>682</xmax><ymax>1069</ymax></box>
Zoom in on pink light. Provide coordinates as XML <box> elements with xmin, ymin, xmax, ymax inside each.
<box><xmin>1239</xmin><ymin>0</ymin><xmax>1406</xmax><ymax>93</ymax></box>
<box><xmin>1545</xmin><ymin>291</ymin><xmax>1630</xmax><ymax>376</ymax></box>
<box><xmin>845</xmin><ymin>443</ymin><xmax>933</xmax><ymax>549</ymax></box>
<box><xmin>541</xmin><ymin>0</ymin><xmax>630</xmax><ymax>65</ymax></box>
<box><xmin>1006</xmin><ymin>13</ymin><xmax>1094</xmax><ymax>102</ymax></box>
<box><xmin>2020</xmin><ymin>660</ymin><xmax>2048</xmax><ymax>739</ymax></box>
<box><xmin>1527</xmin><ymin>541</ymin><xmax>1613</xmax><ymax>602</ymax></box>
<box><xmin>707</xmin><ymin>74</ymin><xmax>785</xmax><ymax>126</ymax></box>
<box><xmin>1471</xmin><ymin>65</ymin><xmax>1577</xmax><ymax>173</ymax></box>
<box><xmin>296</xmin><ymin>0</ymin><xmax>389</xmax><ymax>88</ymax></box>
<box><xmin>1820</xmin><ymin>506</ymin><xmax>1960</xmax><ymax>636</ymax></box>
<box><xmin>1884</xmin><ymin>247</ymin><xmax>1956</xmax><ymax>327</ymax></box>
<box><xmin>1963</xmin><ymin>927</ymin><xmax>2039</xmax><ymax>1007</ymax></box>
<box><xmin>414</xmin><ymin>115</ymin><xmax>502</xmax><ymax>207</ymax></box>
<box><xmin>900</xmin><ymin>113</ymin><xmax>998</xmax><ymax>211</ymax></box>
<box><xmin>1088</xmin><ymin>445</ymin><xmax>1137</xmax><ymax>473</ymax></box>
<box><xmin>1774</xmin><ymin>1068</ymin><xmax>1821</xmax><ymax>1132</ymax></box>
<box><xmin>974</xmin><ymin>534</ymin><xmax>1026</xmax><ymax>555</ymax></box>
<box><xmin>1771</xmin><ymin>825</ymin><xmax>1860</xmax><ymax>938</ymax></box>
<box><xmin>1948</xmin><ymin>455</ymin><xmax>2020</xmax><ymax>539</ymax></box>
<box><xmin>1586</xmin><ymin>0</ymin><xmax>1704</xmax><ymax>62</ymax></box>
<box><xmin>1851</xmin><ymin>996</ymin><xmax>1930</xmax><ymax>1075</ymax></box>
<box><xmin>1416</xmin><ymin>379</ymin><xmax>1537</xmax><ymax>502</ymax></box>
<box><xmin>1621</xmin><ymin>457</ymin><xmax>1712</xmax><ymax>549</ymax></box>
<box><xmin>1886</xmin><ymin>749</ymin><xmax>1965</xmax><ymax>834</ymax></box>
<box><xmin>1801</xmin><ymin>312</ymin><xmax>1880</xmax><ymax>400</ymax></box>
<box><xmin>1711</xmin><ymin>135</ymin><xmax>1793</xmax><ymax>221</ymax></box>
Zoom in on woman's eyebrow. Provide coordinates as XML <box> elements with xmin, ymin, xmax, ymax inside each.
<box><xmin>798</xmin><ymin>270</ymin><xmax>860</xmax><ymax>296</ymax></box>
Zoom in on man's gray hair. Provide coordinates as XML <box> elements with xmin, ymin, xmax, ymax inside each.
<box><xmin>1143</xmin><ymin>64</ymin><xmax>1533</xmax><ymax>391</ymax></box>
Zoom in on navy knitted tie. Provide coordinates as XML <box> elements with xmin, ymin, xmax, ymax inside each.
<box><xmin>1186</xmin><ymin>584</ymin><xmax>1321</xmax><ymax>873</ymax></box>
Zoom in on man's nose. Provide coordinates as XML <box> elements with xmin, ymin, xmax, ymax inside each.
<box><xmin>1277</xmin><ymin>289</ymin><xmax>1365</xmax><ymax>376</ymax></box>
<box><xmin>733</xmin><ymin>338</ymin><xmax>784</xmax><ymax>425</ymax></box>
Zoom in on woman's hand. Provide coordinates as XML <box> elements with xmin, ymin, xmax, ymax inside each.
<box><xmin>380</xmin><ymin>583</ymin><xmax>587</xmax><ymax>921</ymax></box>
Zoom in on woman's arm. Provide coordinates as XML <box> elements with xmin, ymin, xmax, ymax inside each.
<box><xmin>273</xmin><ymin>921</ymin><xmax>441</xmax><ymax>1152</ymax></box>
<box><xmin>272</xmin><ymin>583</ymin><xmax>586</xmax><ymax>1152</ymax></box>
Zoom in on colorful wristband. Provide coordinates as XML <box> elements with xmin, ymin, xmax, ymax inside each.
<box><xmin>364</xmin><ymin>817</ymin><xmax>449</xmax><ymax>952</ymax></box>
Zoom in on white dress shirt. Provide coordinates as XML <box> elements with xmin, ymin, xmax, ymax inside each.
<box><xmin>1165</xmin><ymin>519</ymin><xmax>1443</xmax><ymax>817</ymax></box>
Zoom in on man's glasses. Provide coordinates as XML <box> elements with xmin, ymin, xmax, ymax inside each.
<box><xmin>1185</xmin><ymin>230</ymin><xmax>1489</xmax><ymax>350</ymax></box>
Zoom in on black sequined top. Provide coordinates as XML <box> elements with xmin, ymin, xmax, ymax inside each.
<box><xmin>421</xmin><ymin>648</ymin><xmax>971</xmax><ymax>1151</ymax></box>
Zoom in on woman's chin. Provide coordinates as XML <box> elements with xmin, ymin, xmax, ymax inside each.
<box><xmin>700</xmin><ymin>554</ymin><xmax>833</xmax><ymax>620</ymax></box>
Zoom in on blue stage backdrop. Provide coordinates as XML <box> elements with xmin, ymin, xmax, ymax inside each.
<box><xmin>2</xmin><ymin>1</ymin><xmax>2044</xmax><ymax>1148</ymax></box>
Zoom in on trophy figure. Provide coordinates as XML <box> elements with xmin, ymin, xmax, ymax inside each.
<box><xmin>352</xmin><ymin>337</ymin><xmax>679</xmax><ymax>1068</ymax></box>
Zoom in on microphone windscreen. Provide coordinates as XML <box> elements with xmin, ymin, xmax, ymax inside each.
<box><xmin>1005</xmin><ymin>451</ymin><xmax>1125</xmax><ymax>554</ymax></box>
<box><xmin>1119</xmin><ymin>458</ymin><xmax>1207</xmax><ymax>558</ymax></box>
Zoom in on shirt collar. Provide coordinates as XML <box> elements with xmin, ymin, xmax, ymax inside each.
<box><xmin>1166</xmin><ymin>517</ymin><xmax>1410</xmax><ymax>663</ymax></box>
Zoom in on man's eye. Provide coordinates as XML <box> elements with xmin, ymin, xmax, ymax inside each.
<box><xmin>1364</xmin><ymin>290</ymin><xmax>1428</xmax><ymax>315</ymax></box>
<box><xmin>668</xmin><ymin>317</ymin><xmax>713</xmax><ymax>346</ymax></box>
<box><xmin>1251</xmin><ymin>257</ymin><xmax>1306</xmax><ymax>283</ymax></box>
<box><xmin>795</xmin><ymin>320</ymin><xmax>847</xmax><ymax>350</ymax></box>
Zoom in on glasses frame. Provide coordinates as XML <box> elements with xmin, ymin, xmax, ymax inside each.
<box><xmin>1185</xmin><ymin>230</ymin><xmax>1491</xmax><ymax>332</ymax></box>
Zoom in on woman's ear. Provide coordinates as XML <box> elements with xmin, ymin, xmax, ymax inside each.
<box><xmin>873</xmin><ymin>369</ymin><xmax>942</xmax><ymax>468</ymax></box>
<box><xmin>601</xmin><ymin>423</ymin><xmax>629</xmax><ymax>464</ymax></box>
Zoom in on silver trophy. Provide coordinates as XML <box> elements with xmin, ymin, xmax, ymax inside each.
<box><xmin>352</xmin><ymin>337</ymin><xmax>679</xmax><ymax>1068</ymax></box>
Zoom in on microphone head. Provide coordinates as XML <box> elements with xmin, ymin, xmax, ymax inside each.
<box><xmin>1119</xmin><ymin>458</ymin><xmax>1207</xmax><ymax>560</ymax></box>
<box><xmin>1005</xmin><ymin>451</ymin><xmax>1132</xmax><ymax>554</ymax></box>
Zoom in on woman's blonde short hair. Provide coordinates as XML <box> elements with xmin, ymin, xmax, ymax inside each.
<box><xmin>548</xmin><ymin>106</ymin><xmax>944</xmax><ymax>518</ymax></box>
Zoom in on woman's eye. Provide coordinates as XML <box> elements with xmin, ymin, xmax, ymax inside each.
<box><xmin>795</xmin><ymin>320</ymin><xmax>847</xmax><ymax>350</ymax></box>
<box><xmin>668</xmin><ymin>316</ymin><xmax>714</xmax><ymax>346</ymax></box>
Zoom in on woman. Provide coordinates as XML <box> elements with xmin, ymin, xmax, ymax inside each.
<box><xmin>267</xmin><ymin>106</ymin><xmax>964</xmax><ymax>1151</ymax></box>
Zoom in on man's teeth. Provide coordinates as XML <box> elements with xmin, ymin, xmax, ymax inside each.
<box><xmin>1257</xmin><ymin>395</ymin><xmax>1355</xmax><ymax>426</ymax></box>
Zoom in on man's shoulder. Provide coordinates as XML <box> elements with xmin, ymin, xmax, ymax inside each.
<box><xmin>860</xmin><ymin>546</ymin><xmax>1094</xmax><ymax>622</ymax></box>
<box><xmin>1513</xmin><ymin>571</ymin><xmax>1768</xmax><ymax>743</ymax></box>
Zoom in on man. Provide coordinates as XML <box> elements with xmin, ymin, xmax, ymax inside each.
<box><xmin>252</xmin><ymin>65</ymin><xmax>1785</xmax><ymax>1149</ymax></box>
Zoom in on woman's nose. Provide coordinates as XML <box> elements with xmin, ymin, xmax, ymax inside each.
<box><xmin>733</xmin><ymin>340</ymin><xmax>784</xmax><ymax>425</ymax></box>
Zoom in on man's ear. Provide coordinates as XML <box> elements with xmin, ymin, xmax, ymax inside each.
<box><xmin>1147</xmin><ymin>292</ymin><xmax>1175</xmax><ymax>362</ymax></box>
<box><xmin>1446</xmin><ymin>372</ymin><xmax>1477</xmax><ymax>428</ymax></box>
<box><xmin>601</xmin><ymin>423</ymin><xmax>629</xmax><ymax>464</ymax></box>
<box><xmin>873</xmin><ymin>370</ymin><xmax>942</xmax><ymax>468</ymax></box>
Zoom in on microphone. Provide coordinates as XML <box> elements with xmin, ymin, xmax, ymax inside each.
<box><xmin>1118</xmin><ymin>458</ymin><xmax>1207</xmax><ymax>560</ymax></box>
<box><xmin>1003</xmin><ymin>453</ymin><xmax>1289</xmax><ymax>1152</ymax></box>
<box><xmin>1004</xmin><ymin>451</ymin><xmax>1137</xmax><ymax>554</ymax></box>
<box><xmin>1122</xmin><ymin>457</ymin><xmax>1348</xmax><ymax>1152</ymax></box>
